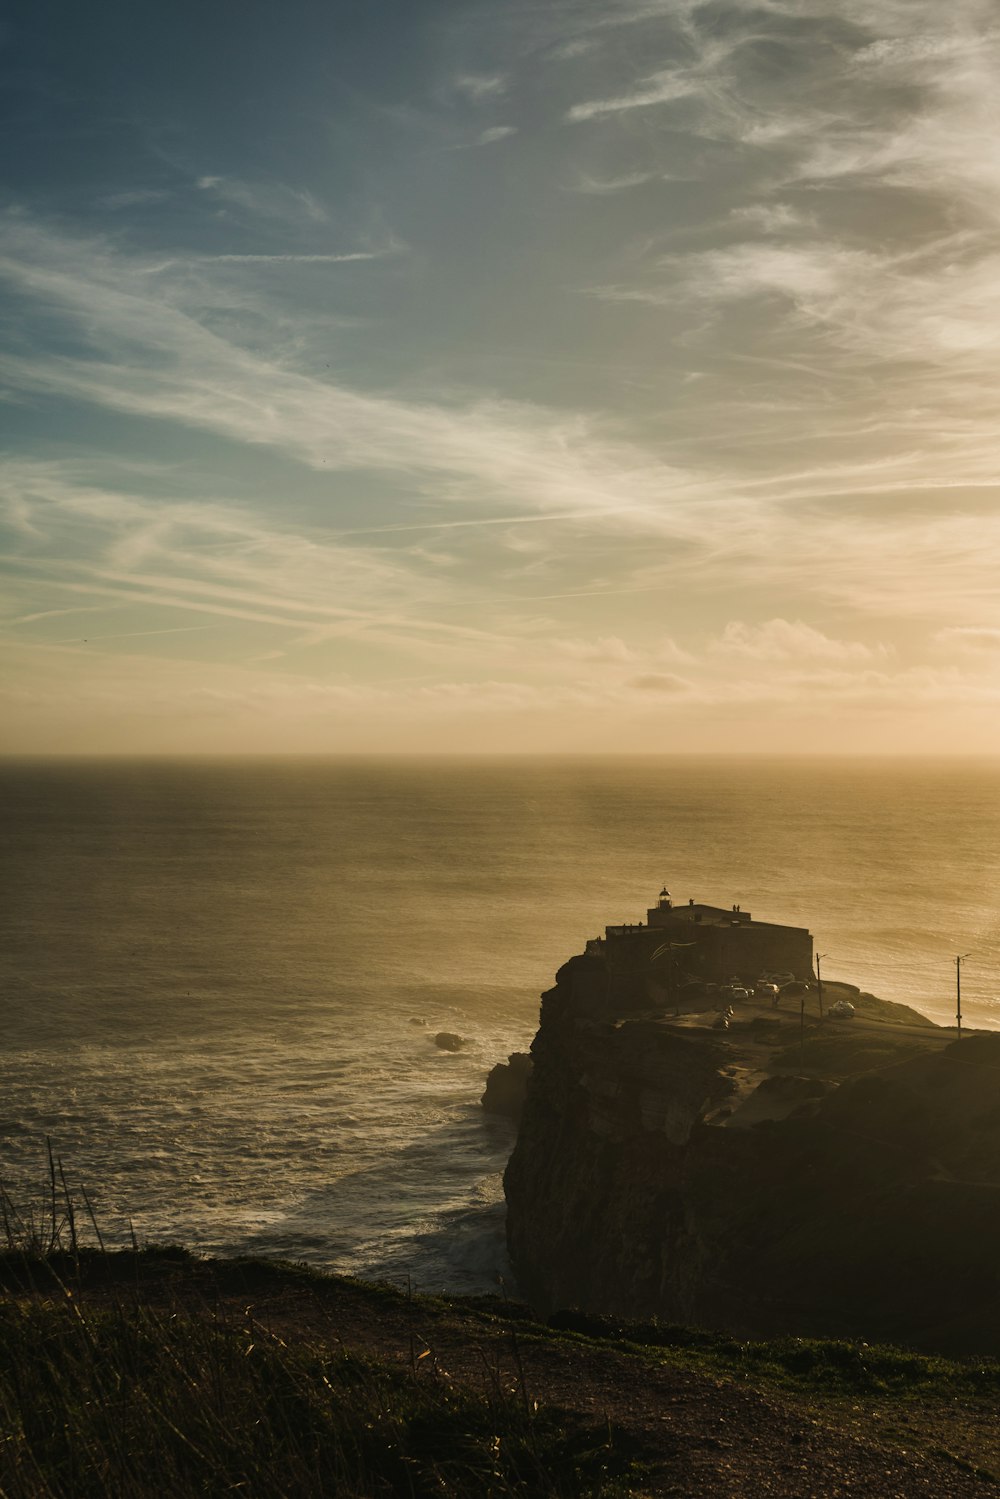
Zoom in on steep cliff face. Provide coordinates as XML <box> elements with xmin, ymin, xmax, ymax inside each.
<box><xmin>505</xmin><ymin>955</ymin><xmax>733</xmax><ymax>1322</ymax></box>
<box><xmin>504</xmin><ymin>952</ymin><xmax>1000</xmax><ymax>1352</ymax></box>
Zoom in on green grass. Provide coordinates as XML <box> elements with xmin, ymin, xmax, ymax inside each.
<box><xmin>3</xmin><ymin>1246</ymin><xmax>1000</xmax><ymax>1498</ymax></box>
<box><xmin>0</xmin><ymin>1287</ymin><xmax>640</xmax><ymax>1498</ymax></box>
<box><xmin>0</xmin><ymin>1161</ymin><xmax>648</xmax><ymax>1497</ymax></box>
<box><xmin>771</xmin><ymin>1030</ymin><xmax>928</xmax><ymax>1079</ymax></box>
<box><xmin>716</xmin><ymin>1336</ymin><xmax>1000</xmax><ymax>1396</ymax></box>
<box><xmin>539</xmin><ymin>1308</ymin><xmax>1000</xmax><ymax>1399</ymax></box>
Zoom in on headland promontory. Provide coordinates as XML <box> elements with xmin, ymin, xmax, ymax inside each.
<box><xmin>504</xmin><ymin>889</ymin><xmax>1000</xmax><ymax>1353</ymax></box>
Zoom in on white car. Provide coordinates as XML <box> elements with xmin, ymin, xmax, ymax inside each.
<box><xmin>829</xmin><ymin>999</ymin><xmax>855</xmax><ymax>1019</ymax></box>
<box><xmin>754</xmin><ymin>981</ymin><xmax>780</xmax><ymax>1000</ymax></box>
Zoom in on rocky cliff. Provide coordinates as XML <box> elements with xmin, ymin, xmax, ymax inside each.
<box><xmin>481</xmin><ymin>1051</ymin><xmax>533</xmax><ymax>1120</ymax></box>
<box><xmin>504</xmin><ymin>951</ymin><xmax>1000</xmax><ymax>1353</ymax></box>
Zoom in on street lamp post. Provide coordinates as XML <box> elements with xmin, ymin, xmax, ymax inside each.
<box><xmin>816</xmin><ymin>952</ymin><xmax>828</xmax><ymax>1020</ymax></box>
<box><xmin>956</xmin><ymin>953</ymin><xmax>971</xmax><ymax>1035</ymax></box>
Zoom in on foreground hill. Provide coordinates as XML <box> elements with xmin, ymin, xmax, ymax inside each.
<box><xmin>2</xmin><ymin>1248</ymin><xmax>1000</xmax><ymax>1496</ymax></box>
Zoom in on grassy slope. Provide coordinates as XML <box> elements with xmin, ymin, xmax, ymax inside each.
<box><xmin>1</xmin><ymin>1248</ymin><xmax>999</xmax><ymax>1497</ymax></box>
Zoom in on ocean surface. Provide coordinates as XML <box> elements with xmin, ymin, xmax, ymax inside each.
<box><xmin>2</xmin><ymin>756</ymin><xmax>999</xmax><ymax>1294</ymax></box>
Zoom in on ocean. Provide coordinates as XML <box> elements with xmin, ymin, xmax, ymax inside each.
<box><xmin>2</xmin><ymin>756</ymin><xmax>999</xmax><ymax>1294</ymax></box>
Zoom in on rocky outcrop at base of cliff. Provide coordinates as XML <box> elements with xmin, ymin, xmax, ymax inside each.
<box><xmin>481</xmin><ymin>1052</ymin><xmax>533</xmax><ymax>1120</ymax></box>
<box><xmin>505</xmin><ymin>953</ymin><xmax>1000</xmax><ymax>1353</ymax></box>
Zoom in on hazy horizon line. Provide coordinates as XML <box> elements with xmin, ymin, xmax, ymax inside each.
<box><xmin>2</xmin><ymin>749</ymin><xmax>998</xmax><ymax>764</ymax></box>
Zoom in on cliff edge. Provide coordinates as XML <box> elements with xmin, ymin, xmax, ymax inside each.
<box><xmin>505</xmin><ymin>948</ymin><xmax>1000</xmax><ymax>1353</ymax></box>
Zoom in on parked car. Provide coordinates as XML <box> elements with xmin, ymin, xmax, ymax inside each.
<box><xmin>754</xmin><ymin>981</ymin><xmax>780</xmax><ymax>1001</ymax></box>
<box><xmin>829</xmin><ymin>999</ymin><xmax>855</xmax><ymax>1019</ymax></box>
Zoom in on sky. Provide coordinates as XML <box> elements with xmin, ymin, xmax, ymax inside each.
<box><xmin>3</xmin><ymin>0</ymin><xmax>1000</xmax><ymax>754</ymax></box>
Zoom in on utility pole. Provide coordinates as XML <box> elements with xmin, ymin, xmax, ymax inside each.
<box><xmin>956</xmin><ymin>953</ymin><xmax>971</xmax><ymax>1035</ymax></box>
<box><xmin>816</xmin><ymin>952</ymin><xmax>827</xmax><ymax>1020</ymax></box>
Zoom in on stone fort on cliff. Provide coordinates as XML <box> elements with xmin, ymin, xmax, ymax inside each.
<box><xmin>584</xmin><ymin>888</ymin><xmax>814</xmax><ymax>1008</ymax></box>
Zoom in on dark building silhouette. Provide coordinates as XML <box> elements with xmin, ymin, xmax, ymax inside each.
<box><xmin>586</xmin><ymin>887</ymin><xmax>813</xmax><ymax>1009</ymax></box>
